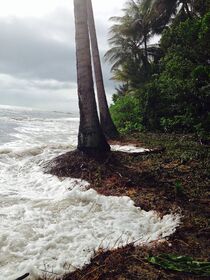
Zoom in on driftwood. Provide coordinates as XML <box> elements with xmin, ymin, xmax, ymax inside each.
<box><xmin>15</xmin><ymin>273</ymin><xmax>30</xmax><ymax>280</ymax></box>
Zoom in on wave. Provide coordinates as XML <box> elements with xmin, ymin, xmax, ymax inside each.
<box><xmin>0</xmin><ymin>116</ymin><xmax>79</xmax><ymax>123</ymax></box>
<box><xmin>0</xmin><ymin>143</ymin><xmax>76</xmax><ymax>157</ymax></box>
<box><xmin>0</xmin><ymin>104</ymin><xmax>33</xmax><ymax>111</ymax></box>
<box><xmin>0</xmin><ymin>147</ymin><xmax>12</xmax><ymax>155</ymax></box>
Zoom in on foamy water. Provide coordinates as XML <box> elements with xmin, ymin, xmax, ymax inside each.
<box><xmin>0</xmin><ymin>106</ymin><xmax>180</xmax><ymax>280</ymax></box>
<box><xmin>111</xmin><ymin>144</ymin><xmax>150</xmax><ymax>153</ymax></box>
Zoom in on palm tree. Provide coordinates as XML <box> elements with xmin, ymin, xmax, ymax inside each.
<box><xmin>140</xmin><ymin>0</ymin><xmax>202</xmax><ymax>33</ymax></box>
<box><xmin>126</xmin><ymin>0</ymin><xmax>152</xmax><ymax>77</ymax></box>
<box><xmin>105</xmin><ymin>1</ymin><xmax>160</xmax><ymax>86</ymax></box>
<box><xmin>86</xmin><ymin>0</ymin><xmax>119</xmax><ymax>139</ymax></box>
<box><xmin>74</xmin><ymin>0</ymin><xmax>110</xmax><ymax>153</ymax></box>
<box><xmin>140</xmin><ymin>0</ymin><xmax>178</xmax><ymax>33</ymax></box>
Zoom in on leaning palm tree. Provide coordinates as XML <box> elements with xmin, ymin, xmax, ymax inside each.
<box><xmin>86</xmin><ymin>0</ymin><xmax>119</xmax><ymax>139</ymax></box>
<box><xmin>74</xmin><ymin>0</ymin><xmax>110</xmax><ymax>152</ymax></box>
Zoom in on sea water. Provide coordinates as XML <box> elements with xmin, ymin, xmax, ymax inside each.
<box><xmin>0</xmin><ymin>105</ymin><xmax>180</xmax><ymax>280</ymax></box>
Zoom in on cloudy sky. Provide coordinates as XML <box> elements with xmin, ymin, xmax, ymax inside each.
<box><xmin>0</xmin><ymin>0</ymin><xmax>125</xmax><ymax>112</ymax></box>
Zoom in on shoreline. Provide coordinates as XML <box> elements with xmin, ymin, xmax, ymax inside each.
<box><xmin>44</xmin><ymin>133</ymin><xmax>209</xmax><ymax>280</ymax></box>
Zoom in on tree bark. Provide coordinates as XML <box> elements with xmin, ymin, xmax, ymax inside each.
<box><xmin>86</xmin><ymin>0</ymin><xmax>119</xmax><ymax>139</ymax></box>
<box><xmin>74</xmin><ymin>0</ymin><xmax>110</xmax><ymax>153</ymax></box>
<box><xmin>143</xmin><ymin>33</ymin><xmax>149</xmax><ymax>79</ymax></box>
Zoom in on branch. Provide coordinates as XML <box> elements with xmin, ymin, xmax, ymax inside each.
<box><xmin>15</xmin><ymin>273</ymin><xmax>30</xmax><ymax>280</ymax></box>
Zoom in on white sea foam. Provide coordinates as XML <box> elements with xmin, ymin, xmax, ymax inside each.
<box><xmin>0</xmin><ymin>108</ymin><xmax>180</xmax><ymax>280</ymax></box>
<box><xmin>0</xmin><ymin>160</ymin><xmax>180</xmax><ymax>280</ymax></box>
<box><xmin>111</xmin><ymin>144</ymin><xmax>150</xmax><ymax>153</ymax></box>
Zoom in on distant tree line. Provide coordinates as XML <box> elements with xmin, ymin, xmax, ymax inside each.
<box><xmin>107</xmin><ymin>0</ymin><xmax>210</xmax><ymax>138</ymax></box>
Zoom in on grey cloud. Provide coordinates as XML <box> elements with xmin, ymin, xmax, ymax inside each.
<box><xmin>29</xmin><ymin>80</ymin><xmax>76</xmax><ymax>91</ymax></box>
<box><xmin>0</xmin><ymin>9</ymin><xmax>114</xmax><ymax>84</ymax></box>
<box><xmin>0</xmin><ymin>90</ymin><xmax>78</xmax><ymax>112</ymax></box>
<box><xmin>0</xmin><ymin>8</ymin><xmax>116</xmax><ymax>111</ymax></box>
<box><xmin>0</xmin><ymin>12</ymin><xmax>76</xmax><ymax>82</ymax></box>
<box><xmin>0</xmin><ymin>74</ymin><xmax>78</xmax><ymax>112</ymax></box>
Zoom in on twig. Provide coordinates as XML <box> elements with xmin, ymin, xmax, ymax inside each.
<box><xmin>63</xmin><ymin>262</ymin><xmax>79</xmax><ymax>271</ymax></box>
<box><xmin>97</xmin><ymin>233</ymin><xmax>112</xmax><ymax>250</ymax></box>
<box><xmin>127</xmin><ymin>255</ymin><xmax>145</xmax><ymax>264</ymax></box>
<box><xmin>87</xmin><ymin>202</ymin><xmax>96</xmax><ymax>214</ymax></box>
<box><xmin>112</xmin><ymin>232</ymin><xmax>124</xmax><ymax>248</ymax></box>
<box><xmin>116</xmin><ymin>172</ymin><xmax>123</xmax><ymax>178</ymax></box>
<box><xmin>15</xmin><ymin>273</ymin><xmax>30</xmax><ymax>280</ymax></box>
<box><xmin>79</xmin><ymin>265</ymin><xmax>105</xmax><ymax>280</ymax></box>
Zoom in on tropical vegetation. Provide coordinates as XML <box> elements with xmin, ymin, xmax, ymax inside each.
<box><xmin>107</xmin><ymin>0</ymin><xmax>210</xmax><ymax>139</ymax></box>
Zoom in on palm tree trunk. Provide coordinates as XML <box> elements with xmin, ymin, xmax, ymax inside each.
<box><xmin>86</xmin><ymin>0</ymin><xmax>119</xmax><ymax>139</ymax></box>
<box><xmin>74</xmin><ymin>0</ymin><xmax>110</xmax><ymax>153</ymax></box>
<box><xmin>143</xmin><ymin>33</ymin><xmax>149</xmax><ymax>79</ymax></box>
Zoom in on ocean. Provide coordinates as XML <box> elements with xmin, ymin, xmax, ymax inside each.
<box><xmin>0</xmin><ymin>105</ymin><xmax>180</xmax><ymax>280</ymax></box>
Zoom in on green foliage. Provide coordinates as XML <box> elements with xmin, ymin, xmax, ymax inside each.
<box><xmin>148</xmin><ymin>254</ymin><xmax>210</xmax><ymax>276</ymax></box>
<box><xmin>154</xmin><ymin>16</ymin><xmax>210</xmax><ymax>135</ymax></box>
<box><xmin>174</xmin><ymin>180</ymin><xmax>185</xmax><ymax>196</ymax></box>
<box><xmin>108</xmin><ymin>4</ymin><xmax>210</xmax><ymax>137</ymax></box>
<box><xmin>110</xmin><ymin>94</ymin><xmax>143</xmax><ymax>134</ymax></box>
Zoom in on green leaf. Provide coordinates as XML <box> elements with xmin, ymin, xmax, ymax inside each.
<box><xmin>147</xmin><ymin>254</ymin><xmax>210</xmax><ymax>276</ymax></box>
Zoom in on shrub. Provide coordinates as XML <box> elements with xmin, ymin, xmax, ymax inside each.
<box><xmin>110</xmin><ymin>94</ymin><xmax>143</xmax><ymax>134</ymax></box>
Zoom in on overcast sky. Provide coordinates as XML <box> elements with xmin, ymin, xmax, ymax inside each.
<box><xmin>0</xmin><ymin>0</ymin><xmax>126</xmax><ymax>112</ymax></box>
